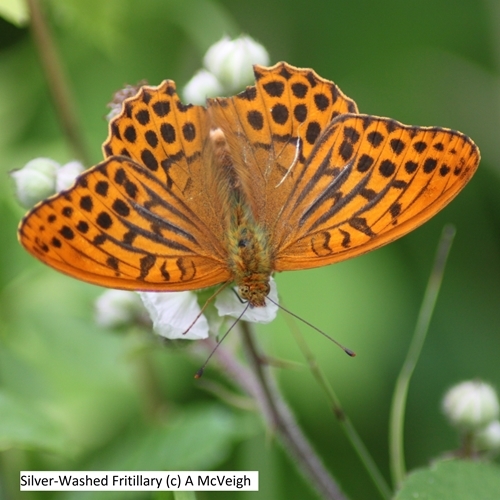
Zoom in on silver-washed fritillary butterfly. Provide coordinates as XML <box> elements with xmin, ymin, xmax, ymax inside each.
<box><xmin>18</xmin><ymin>62</ymin><xmax>480</xmax><ymax>306</ymax></box>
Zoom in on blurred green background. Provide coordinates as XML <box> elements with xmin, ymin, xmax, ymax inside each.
<box><xmin>1</xmin><ymin>0</ymin><xmax>499</xmax><ymax>499</ymax></box>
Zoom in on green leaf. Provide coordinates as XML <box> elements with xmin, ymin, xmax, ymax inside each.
<box><xmin>173</xmin><ymin>493</ymin><xmax>197</xmax><ymax>500</ymax></box>
<box><xmin>395</xmin><ymin>459</ymin><xmax>500</xmax><ymax>500</ymax></box>
<box><xmin>85</xmin><ymin>404</ymin><xmax>258</xmax><ymax>472</ymax></box>
<box><xmin>0</xmin><ymin>390</ymin><xmax>68</xmax><ymax>454</ymax></box>
<box><xmin>0</xmin><ymin>0</ymin><xmax>28</xmax><ymax>26</ymax></box>
<box><xmin>46</xmin><ymin>0</ymin><xmax>127</xmax><ymax>56</ymax></box>
<box><xmin>164</xmin><ymin>0</ymin><xmax>240</xmax><ymax>52</ymax></box>
<box><xmin>58</xmin><ymin>405</ymin><xmax>258</xmax><ymax>500</ymax></box>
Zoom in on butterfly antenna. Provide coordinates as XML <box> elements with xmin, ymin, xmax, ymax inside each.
<box><xmin>182</xmin><ymin>283</ymin><xmax>231</xmax><ymax>336</ymax></box>
<box><xmin>195</xmin><ymin>302</ymin><xmax>251</xmax><ymax>378</ymax></box>
<box><xmin>266</xmin><ymin>297</ymin><xmax>356</xmax><ymax>357</ymax></box>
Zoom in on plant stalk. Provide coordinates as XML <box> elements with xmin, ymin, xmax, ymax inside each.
<box><xmin>27</xmin><ymin>0</ymin><xmax>90</xmax><ymax>164</ymax></box>
<box><xmin>389</xmin><ymin>225</ymin><xmax>456</xmax><ymax>489</ymax></box>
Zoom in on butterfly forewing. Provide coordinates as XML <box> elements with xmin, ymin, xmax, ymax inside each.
<box><xmin>19</xmin><ymin>155</ymin><xmax>232</xmax><ymax>291</ymax></box>
<box><xmin>274</xmin><ymin>114</ymin><xmax>480</xmax><ymax>270</ymax></box>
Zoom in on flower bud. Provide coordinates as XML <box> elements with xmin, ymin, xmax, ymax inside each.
<box><xmin>203</xmin><ymin>35</ymin><xmax>269</xmax><ymax>93</ymax></box>
<box><xmin>55</xmin><ymin>160</ymin><xmax>85</xmax><ymax>192</ymax></box>
<box><xmin>182</xmin><ymin>69</ymin><xmax>224</xmax><ymax>104</ymax></box>
<box><xmin>95</xmin><ymin>290</ymin><xmax>149</xmax><ymax>329</ymax></box>
<box><xmin>475</xmin><ymin>420</ymin><xmax>500</xmax><ymax>452</ymax></box>
<box><xmin>442</xmin><ymin>380</ymin><xmax>499</xmax><ymax>431</ymax></box>
<box><xmin>11</xmin><ymin>158</ymin><xmax>59</xmax><ymax>208</ymax></box>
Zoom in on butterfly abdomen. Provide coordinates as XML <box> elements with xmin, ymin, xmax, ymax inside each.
<box><xmin>226</xmin><ymin>201</ymin><xmax>272</xmax><ymax>307</ymax></box>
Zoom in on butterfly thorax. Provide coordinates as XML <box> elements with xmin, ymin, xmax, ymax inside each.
<box><xmin>226</xmin><ymin>199</ymin><xmax>272</xmax><ymax>307</ymax></box>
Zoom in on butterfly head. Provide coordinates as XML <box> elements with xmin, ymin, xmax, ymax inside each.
<box><xmin>238</xmin><ymin>280</ymin><xmax>270</xmax><ymax>308</ymax></box>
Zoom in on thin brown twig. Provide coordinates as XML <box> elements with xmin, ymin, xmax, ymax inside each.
<box><xmin>27</xmin><ymin>0</ymin><xmax>90</xmax><ymax>164</ymax></box>
<box><xmin>198</xmin><ymin>329</ymin><xmax>348</xmax><ymax>499</ymax></box>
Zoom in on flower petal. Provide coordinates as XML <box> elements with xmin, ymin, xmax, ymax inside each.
<box><xmin>56</xmin><ymin>161</ymin><xmax>85</xmax><ymax>191</ymax></box>
<box><xmin>11</xmin><ymin>158</ymin><xmax>59</xmax><ymax>208</ymax></box>
<box><xmin>95</xmin><ymin>289</ymin><xmax>149</xmax><ymax>329</ymax></box>
<box><xmin>139</xmin><ymin>291</ymin><xmax>209</xmax><ymax>340</ymax></box>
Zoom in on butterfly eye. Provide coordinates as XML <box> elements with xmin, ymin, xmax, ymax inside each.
<box><xmin>238</xmin><ymin>284</ymin><xmax>250</xmax><ymax>299</ymax></box>
<box><xmin>237</xmin><ymin>282</ymin><xmax>271</xmax><ymax>308</ymax></box>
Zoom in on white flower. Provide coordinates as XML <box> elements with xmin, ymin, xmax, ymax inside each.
<box><xmin>11</xmin><ymin>158</ymin><xmax>59</xmax><ymax>208</ymax></box>
<box><xmin>475</xmin><ymin>420</ymin><xmax>500</xmax><ymax>452</ymax></box>
<box><xmin>138</xmin><ymin>278</ymin><xmax>279</xmax><ymax>340</ymax></box>
<box><xmin>139</xmin><ymin>291</ymin><xmax>210</xmax><ymax>340</ymax></box>
<box><xmin>204</xmin><ymin>35</ymin><xmax>269</xmax><ymax>93</ymax></box>
<box><xmin>442</xmin><ymin>380</ymin><xmax>499</xmax><ymax>431</ymax></box>
<box><xmin>11</xmin><ymin>158</ymin><xmax>87</xmax><ymax>208</ymax></box>
<box><xmin>95</xmin><ymin>290</ymin><xmax>149</xmax><ymax>329</ymax></box>
<box><xmin>55</xmin><ymin>160</ymin><xmax>85</xmax><ymax>191</ymax></box>
<box><xmin>181</xmin><ymin>35</ymin><xmax>270</xmax><ymax>104</ymax></box>
<box><xmin>183</xmin><ymin>69</ymin><xmax>224</xmax><ymax>104</ymax></box>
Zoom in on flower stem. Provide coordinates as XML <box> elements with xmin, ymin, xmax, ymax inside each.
<box><xmin>389</xmin><ymin>224</ymin><xmax>456</xmax><ymax>489</ymax></box>
<box><xmin>27</xmin><ymin>0</ymin><xmax>90</xmax><ymax>164</ymax></box>
<box><xmin>239</xmin><ymin>321</ymin><xmax>349</xmax><ymax>500</ymax></box>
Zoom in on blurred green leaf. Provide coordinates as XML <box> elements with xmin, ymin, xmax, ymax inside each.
<box><xmin>0</xmin><ymin>0</ymin><xmax>28</xmax><ymax>27</ymax></box>
<box><xmin>84</xmin><ymin>404</ymin><xmax>258</xmax><ymax>472</ymax></box>
<box><xmin>0</xmin><ymin>40</ymin><xmax>48</xmax><ymax>154</ymax></box>
<box><xmin>173</xmin><ymin>492</ymin><xmax>196</xmax><ymax>500</ymax></box>
<box><xmin>45</xmin><ymin>0</ymin><xmax>239</xmax><ymax>59</ymax></box>
<box><xmin>395</xmin><ymin>460</ymin><xmax>500</xmax><ymax>500</ymax></box>
<box><xmin>46</xmin><ymin>0</ymin><xmax>127</xmax><ymax>57</ymax></box>
<box><xmin>0</xmin><ymin>390</ymin><xmax>68</xmax><ymax>454</ymax></box>
<box><xmin>59</xmin><ymin>404</ymin><xmax>258</xmax><ymax>500</ymax></box>
<box><xmin>164</xmin><ymin>0</ymin><xmax>239</xmax><ymax>52</ymax></box>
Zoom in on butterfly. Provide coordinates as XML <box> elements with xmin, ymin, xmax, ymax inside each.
<box><xmin>18</xmin><ymin>62</ymin><xmax>480</xmax><ymax>307</ymax></box>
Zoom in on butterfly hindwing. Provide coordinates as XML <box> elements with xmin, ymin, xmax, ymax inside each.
<box><xmin>207</xmin><ymin>62</ymin><xmax>358</xmax><ymax>230</ymax></box>
<box><xmin>103</xmin><ymin>81</ymin><xmax>235</xmax><ymax>255</ymax></box>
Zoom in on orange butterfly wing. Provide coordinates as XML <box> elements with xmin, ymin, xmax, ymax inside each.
<box><xmin>18</xmin><ymin>63</ymin><xmax>480</xmax><ymax>291</ymax></box>
<box><xmin>19</xmin><ymin>82</ymin><xmax>232</xmax><ymax>291</ymax></box>
<box><xmin>273</xmin><ymin>113</ymin><xmax>480</xmax><ymax>270</ymax></box>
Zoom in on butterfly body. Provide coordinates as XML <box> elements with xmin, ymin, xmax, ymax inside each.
<box><xmin>18</xmin><ymin>63</ymin><xmax>480</xmax><ymax>304</ymax></box>
<box><xmin>226</xmin><ymin>198</ymin><xmax>272</xmax><ymax>307</ymax></box>
<box><xmin>210</xmin><ymin>127</ymin><xmax>272</xmax><ymax>307</ymax></box>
